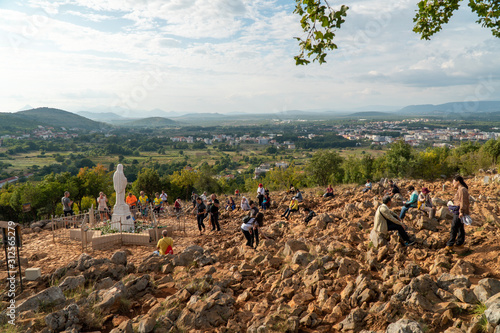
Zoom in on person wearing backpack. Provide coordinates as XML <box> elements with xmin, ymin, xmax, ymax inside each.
<box><xmin>156</xmin><ymin>229</ymin><xmax>173</xmax><ymax>255</ymax></box>
<box><xmin>241</xmin><ymin>215</ymin><xmax>256</xmax><ymax>248</ymax></box>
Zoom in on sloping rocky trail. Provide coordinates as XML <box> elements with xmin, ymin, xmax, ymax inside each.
<box><xmin>1</xmin><ymin>177</ymin><xmax>500</xmax><ymax>333</ymax></box>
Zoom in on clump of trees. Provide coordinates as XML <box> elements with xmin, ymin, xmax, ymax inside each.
<box><xmin>1</xmin><ymin>137</ymin><xmax>499</xmax><ymax>223</ymax></box>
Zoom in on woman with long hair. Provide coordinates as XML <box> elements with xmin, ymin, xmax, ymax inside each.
<box><xmin>446</xmin><ymin>175</ymin><xmax>470</xmax><ymax>250</ymax></box>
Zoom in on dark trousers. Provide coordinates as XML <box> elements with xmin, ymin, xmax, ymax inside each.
<box><xmin>253</xmin><ymin>228</ymin><xmax>259</xmax><ymax>248</ymax></box>
<box><xmin>258</xmin><ymin>194</ymin><xmax>264</xmax><ymax>206</ymax></box>
<box><xmin>283</xmin><ymin>208</ymin><xmax>298</xmax><ymax>218</ymax></box>
<box><xmin>242</xmin><ymin>229</ymin><xmax>253</xmax><ymax>246</ymax></box>
<box><xmin>447</xmin><ymin>214</ymin><xmax>465</xmax><ymax>246</ymax></box>
<box><xmin>210</xmin><ymin>212</ymin><xmax>220</xmax><ymax>231</ymax></box>
<box><xmin>387</xmin><ymin>220</ymin><xmax>410</xmax><ymax>242</ymax></box>
<box><xmin>197</xmin><ymin>214</ymin><xmax>205</xmax><ymax>231</ymax></box>
<box><xmin>64</xmin><ymin>210</ymin><xmax>74</xmax><ymax>216</ymax></box>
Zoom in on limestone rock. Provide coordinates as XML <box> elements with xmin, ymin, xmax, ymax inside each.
<box><xmin>17</xmin><ymin>286</ymin><xmax>66</xmax><ymax>313</ymax></box>
<box><xmin>94</xmin><ymin>281</ymin><xmax>126</xmax><ymax>312</ymax></box>
<box><xmin>437</xmin><ymin>274</ymin><xmax>471</xmax><ymax>291</ymax></box>
<box><xmin>485</xmin><ymin>302</ymin><xmax>500</xmax><ymax>326</ymax></box>
<box><xmin>176</xmin><ymin>291</ymin><xmax>235</xmax><ymax>330</ymax></box>
<box><xmin>338</xmin><ymin>308</ymin><xmax>367</xmax><ymax>331</ymax></box>
<box><xmin>110</xmin><ymin>319</ymin><xmax>133</xmax><ymax>333</ymax></box>
<box><xmin>474</xmin><ymin>279</ymin><xmax>500</xmax><ymax>303</ymax></box>
<box><xmin>59</xmin><ymin>275</ymin><xmax>85</xmax><ymax>292</ymax></box>
<box><xmin>111</xmin><ymin>250</ymin><xmax>128</xmax><ymax>266</ymax></box>
<box><xmin>386</xmin><ymin>319</ymin><xmax>423</xmax><ymax>333</ymax></box>
<box><xmin>44</xmin><ymin>303</ymin><xmax>79</xmax><ymax>331</ymax></box>
<box><xmin>291</xmin><ymin>251</ymin><xmax>311</xmax><ymax>266</ymax></box>
<box><xmin>138</xmin><ymin>315</ymin><xmax>157</xmax><ymax>333</ymax></box>
<box><xmin>283</xmin><ymin>240</ymin><xmax>309</xmax><ymax>256</ymax></box>
<box><xmin>450</xmin><ymin>260</ymin><xmax>475</xmax><ymax>276</ymax></box>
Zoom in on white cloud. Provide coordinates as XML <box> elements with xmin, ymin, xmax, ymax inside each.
<box><xmin>0</xmin><ymin>1</ymin><xmax>499</xmax><ymax>114</ymax></box>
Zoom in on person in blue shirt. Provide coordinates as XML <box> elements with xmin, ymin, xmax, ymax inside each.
<box><xmin>400</xmin><ymin>185</ymin><xmax>419</xmax><ymax>221</ymax></box>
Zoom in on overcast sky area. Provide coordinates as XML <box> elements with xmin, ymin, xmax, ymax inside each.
<box><xmin>0</xmin><ymin>0</ymin><xmax>499</xmax><ymax>116</ymax></box>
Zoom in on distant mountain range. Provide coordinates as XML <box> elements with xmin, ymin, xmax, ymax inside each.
<box><xmin>1</xmin><ymin>101</ymin><xmax>500</xmax><ymax>132</ymax></box>
<box><xmin>399</xmin><ymin>101</ymin><xmax>500</xmax><ymax>115</ymax></box>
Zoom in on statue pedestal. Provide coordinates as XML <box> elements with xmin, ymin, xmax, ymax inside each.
<box><xmin>110</xmin><ymin>204</ymin><xmax>134</xmax><ymax>232</ymax></box>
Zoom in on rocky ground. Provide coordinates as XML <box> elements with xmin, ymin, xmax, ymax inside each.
<box><xmin>1</xmin><ymin>177</ymin><xmax>500</xmax><ymax>333</ymax></box>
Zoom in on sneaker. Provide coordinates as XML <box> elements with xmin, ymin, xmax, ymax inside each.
<box><xmin>445</xmin><ymin>245</ymin><xmax>453</xmax><ymax>251</ymax></box>
<box><xmin>405</xmin><ymin>240</ymin><xmax>416</xmax><ymax>246</ymax></box>
<box><xmin>455</xmin><ymin>244</ymin><xmax>465</xmax><ymax>249</ymax></box>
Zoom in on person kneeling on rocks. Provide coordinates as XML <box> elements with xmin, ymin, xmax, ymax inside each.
<box><xmin>303</xmin><ymin>207</ymin><xmax>316</xmax><ymax>225</ymax></box>
<box><xmin>374</xmin><ymin>196</ymin><xmax>415</xmax><ymax>246</ymax></box>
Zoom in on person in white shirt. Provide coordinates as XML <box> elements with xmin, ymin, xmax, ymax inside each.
<box><xmin>160</xmin><ymin>190</ymin><xmax>168</xmax><ymax>208</ymax></box>
<box><xmin>241</xmin><ymin>217</ymin><xmax>256</xmax><ymax>247</ymax></box>
<box><xmin>96</xmin><ymin>192</ymin><xmax>108</xmax><ymax>221</ymax></box>
<box><xmin>257</xmin><ymin>183</ymin><xmax>265</xmax><ymax>206</ymax></box>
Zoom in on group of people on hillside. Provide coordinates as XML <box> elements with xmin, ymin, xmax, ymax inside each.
<box><xmin>373</xmin><ymin>175</ymin><xmax>470</xmax><ymax>250</ymax></box>
<box><xmin>193</xmin><ymin>193</ymin><xmax>221</xmax><ymax>235</ymax></box>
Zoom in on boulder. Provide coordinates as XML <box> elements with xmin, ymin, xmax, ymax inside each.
<box><xmin>416</xmin><ymin>216</ymin><xmax>438</xmax><ymax>231</ymax></box>
<box><xmin>485</xmin><ymin>302</ymin><xmax>500</xmax><ymax>326</ymax></box>
<box><xmin>59</xmin><ymin>275</ymin><xmax>85</xmax><ymax>292</ymax></box>
<box><xmin>110</xmin><ymin>319</ymin><xmax>133</xmax><ymax>333</ymax></box>
<box><xmin>111</xmin><ymin>251</ymin><xmax>128</xmax><ymax>266</ymax></box>
<box><xmin>176</xmin><ymin>291</ymin><xmax>235</xmax><ymax>330</ymax></box>
<box><xmin>337</xmin><ymin>258</ymin><xmax>360</xmax><ymax>278</ymax></box>
<box><xmin>474</xmin><ymin>278</ymin><xmax>500</xmax><ymax>303</ymax></box>
<box><xmin>437</xmin><ymin>274</ymin><xmax>471</xmax><ymax>291</ymax></box>
<box><xmin>173</xmin><ymin>245</ymin><xmax>204</xmax><ymax>267</ymax></box>
<box><xmin>94</xmin><ymin>282</ymin><xmax>126</xmax><ymax>312</ymax></box>
<box><xmin>450</xmin><ymin>260</ymin><xmax>475</xmax><ymax>276</ymax></box>
<box><xmin>138</xmin><ymin>315</ymin><xmax>157</xmax><ymax>333</ymax></box>
<box><xmin>386</xmin><ymin>319</ymin><xmax>423</xmax><ymax>333</ymax></box>
<box><xmin>94</xmin><ymin>277</ymin><xmax>115</xmax><ymax>291</ymax></box>
<box><xmin>337</xmin><ymin>308</ymin><xmax>366</xmax><ymax>331</ymax></box>
<box><xmin>138</xmin><ymin>255</ymin><xmax>171</xmax><ymax>272</ymax></box>
<box><xmin>437</xmin><ymin>207</ymin><xmax>453</xmax><ymax>221</ymax></box>
<box><xmin>44</xmin><ymin>303</ymin><xmax>80</xmax><ymax>331</ymax></box>
<box><xmin>291</xmin><ymin>251</ymin><xmax>311</xmax><ymax>266</ymax></box>
<box><xmin>125</xmin><ymin>275</ymin><xmax>152</xmax><ymax>298</ymax></box>
<box><xmin>370</xmin><ymin>229</ymin><xmax>386</xmax><ymax>249</ymax></box>
<box><xmin>453</xmin><ymin>288</ymin><xmax>478</xmax><ymax>304</ymax></box>
<box><xmin>283</xmin><ymin>240</ymin><xmax>309</xmax><ymax>256</ymax></box>
<box><xmin>17</xmin><ymin>286</ymin><xmax>66</xmax><ymax>313</ymax></box>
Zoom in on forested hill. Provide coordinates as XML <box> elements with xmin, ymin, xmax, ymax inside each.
<box><xmin>119</xmin><ymin>117</ymin><xmax>178</xmax><ymax>128</ymax></box>
<box><xmin>11</xmin><ymin>107</ymin><xmax>109</xmax><ymax>130</ymax></box>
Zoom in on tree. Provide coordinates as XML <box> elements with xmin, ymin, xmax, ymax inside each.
<box><xmin>132</xmin><ymin>168</ymin><xmax>161</xmax><ymax>198</ymax></box>
<box><xmin>482</xmin><ymin>138</ymin><xmax>500</xmax><ymax>164</ymax></box>
<box><xmin>294</xmin><ymin>0</ymin><xmax>500</xmax><ymax>64</ymax></box>
<box><xmin>384</xmin><ymin>140</ymin><xmax>414</xmax><ymax>178</ymax></box>
<box><xmin>307</xmin><ymin>150</ymin><xmax>344</xmax><ymax>186</ymax></box>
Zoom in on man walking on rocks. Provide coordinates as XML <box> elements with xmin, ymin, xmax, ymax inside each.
<box><xmin>209</xmin><ymin>193</ymin><xmax>221</xmax><ymax>232</ymax></box>
<box><xmin>195</xmin><ymin>197</ymin><xmax>206</xmax><ymax>235</ymax></box>
<box><xmin>373</xmin><ymin>196</ymin><xmax>415</xmax><ymax>246</ymax></box>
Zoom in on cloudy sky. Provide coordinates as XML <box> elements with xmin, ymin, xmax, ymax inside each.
<box><xmin>0</xmin><ymin>0</ymin><xmax>499</xmax><ymax>116</ymax></box>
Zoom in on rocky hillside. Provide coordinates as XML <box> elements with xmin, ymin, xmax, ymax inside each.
<box><xmin>1</xmin><ymin>177</ymin><xmax>500</xmax><ymax>333</ymax></box>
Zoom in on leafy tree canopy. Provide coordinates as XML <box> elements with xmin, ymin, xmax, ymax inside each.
<box><xmin>294</xmin><ymin>0</ymin><xmax>500</xmax><ymax>64</ymax></box>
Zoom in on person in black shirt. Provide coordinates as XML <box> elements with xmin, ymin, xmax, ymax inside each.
<box><xmin>249</xmin><ymin>200</ymin><xmax>259</xmax><ymax>218</ymax></box>
<box><xmin>195</xmin><ymin>197</ymin><xmax>206</xmax><ymax>235</ymax></box>
<box><xmin>209</xmin><ymin>193</ymin><xmax>221</xmax><ymax>231</ymax></box>
<box><xmin>303</xmin><ymin>207</ymin><xmax>316</xmax><ymax>225</ymax></box>
<box><xmin>388</xmin><ymin>180</ymin><xmax>400</xmax><ymax>197</ymax></box>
